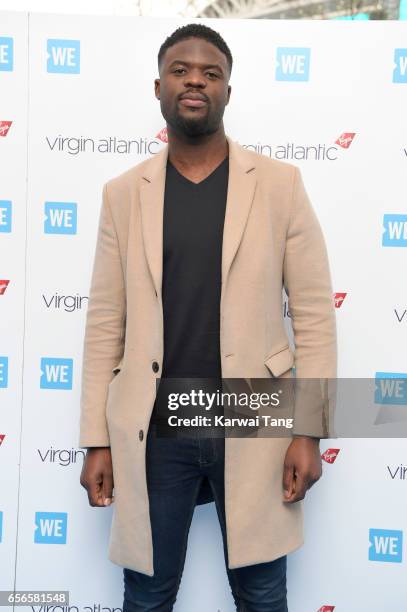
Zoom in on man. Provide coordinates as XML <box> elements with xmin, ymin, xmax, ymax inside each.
<box><xmin>79</xmin><ymin>23</ymin><xmax>337</xmax><ymax>612</ymax></box>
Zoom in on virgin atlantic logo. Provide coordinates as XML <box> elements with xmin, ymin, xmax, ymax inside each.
<box><xmin>321</xmin><ymin>448</ymin><xmax>340</xmax><ymax>464</ymax></box>
<box><xmin>335</xmin><ymin>132</ymin><xmax>356</xmax><ymax>149</ymax></box>
<box><xmin>0</xmin><ymin>280</ymin><xmax>10</xmax><ymax>295</ymax></box>
<box><xmin>0</xmin><ymin>121</ymin><xmax>12</xmax><ymax>137</ymax></box>
<box><xmin>156</xmin><ymin>127</ymin><xmax>168</xmax><ymax>143</ymax></box>
<box><xmin>317</xmin><ymin>606</ymin><xmax>335</xmax><ymax>612</ymax></box>
<box><xmin>334</xmin><ymin>292</ymin><xmax>347</xmax><ymax>308</ymax></box>
<box><xmin>0</xmin><ymin>434</ymin><xmax>6</xmax><ymax>446</ymax></box>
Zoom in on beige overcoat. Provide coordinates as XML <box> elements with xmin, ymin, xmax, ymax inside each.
<box><xmin>79</xmin><ymin>136</ymin><xmax>337</xmax><ymax>576</ymax></box>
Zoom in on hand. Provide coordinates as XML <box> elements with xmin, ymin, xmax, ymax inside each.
<box><xmin>282</xmin><ymin>436</ymin><xmax>322</xmax><ymax>503</ymax></box>
<box><xmin>80</xmin><ymin>447</ymin><xmax>114</xmax><ymax>507</ymax></box>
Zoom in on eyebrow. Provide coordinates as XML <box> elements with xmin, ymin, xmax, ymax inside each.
<box><xmin>168</xmin><ymin>59</ymin><xmax>224</xmax><ymax>73</ymax></box>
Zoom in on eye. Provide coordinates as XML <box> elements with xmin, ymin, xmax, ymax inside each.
<box><xmin>173</xmin><ymin>68</ymin><xmax>186</xmax><ymax>75</ymax></box>
<box><xmin>206</xmin><ymin>71</ymin><xmax>219</xmax><ymax>79</ymax></box>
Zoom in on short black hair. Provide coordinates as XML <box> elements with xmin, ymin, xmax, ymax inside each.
<box><xmin>158</xmin><ymin>23</ymin><xmax>233</xmax><ymax>75</ymax></box>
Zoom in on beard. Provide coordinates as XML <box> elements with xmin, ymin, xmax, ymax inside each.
<box><xmin>162</xmin><ymin>99</ymin><xmax>225</xmax><ymax>138</ymax></box>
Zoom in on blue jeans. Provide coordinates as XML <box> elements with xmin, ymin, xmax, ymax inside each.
<box><xmin>123</xmin><ymin>424</ymin><xmax>288</xmax><ymax>612</ymax></box>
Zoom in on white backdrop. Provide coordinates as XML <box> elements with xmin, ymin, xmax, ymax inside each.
<box><xmin>1</xmin><ymin>11</ymin><xmax>407</xmax><ymax>612</ymax></box>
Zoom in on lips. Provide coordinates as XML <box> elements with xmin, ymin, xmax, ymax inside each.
<box><xmin>179</xmin><ymin>93</ymin><xmax>208</xmax><ymax>108</ymax></box>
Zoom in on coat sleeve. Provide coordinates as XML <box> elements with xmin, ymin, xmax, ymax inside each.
<box><xmin>283</xmin><ymin>167</ymin><xmax>337</xmax><ymax>438</ymax></box>
<box><xmin>78</xmin><ymin>183</ymin><xmax>126</xmax><ymax>448</ymax></box>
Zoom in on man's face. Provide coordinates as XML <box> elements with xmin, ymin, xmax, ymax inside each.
<box><xmin>155</xmin><ymin>37</ymin><xmax>231</xmax><ymax>138</ymax></box>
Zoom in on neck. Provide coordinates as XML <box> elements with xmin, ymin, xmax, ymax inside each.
<box><xmin>167</xmin><ymin>124</ymin><xmax>228</xmax><ymax>170</ymax></box>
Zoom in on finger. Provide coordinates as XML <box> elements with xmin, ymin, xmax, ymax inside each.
<box><xmin>88</xmin><ymin>477</ymin><xmax>105</xmax><ymax>507</ymax></box>
<box><xmin>283</xmin><ymin>463</ymin><xmax>295</xmax><ymax>499</ymax></box>
<box><xmin>102</xmin><ymin>471</ymin><xmax>114</xmax><ymax>506</ymax></box>
<box><xmin>288</xmin><ymin>471</ymin><xmax>307</xmax><ymax>502</ymax></box>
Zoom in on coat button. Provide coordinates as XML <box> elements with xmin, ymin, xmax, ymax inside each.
<box><xmin>152</xmin><ymin>361</ymin><xmax>159</xmax><ymax>373</ymax></box>
<box><xmin>139</xmin><ymin>429</ymin><xmax>144</xmax><ymax>441</ymax></box>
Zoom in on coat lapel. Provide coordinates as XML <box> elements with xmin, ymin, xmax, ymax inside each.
<box><xmin>139</xmin><ymin>145</ymin><xmax>168</xmax><ymax>300</ymax></box>
<box><xmin>222</xmin><ymin>136</ymin><xmax>257</xmax><ymax>290</ymax></box>
<box><xmin>139</xmin><ymin>135</ymin><xmax>257</xmax><ymax>300</ymax></box>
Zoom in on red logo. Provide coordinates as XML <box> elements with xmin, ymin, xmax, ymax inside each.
<box><xmin>0</xmin><ymin>121</ymin><xmax>12</xmax><ymax>137</ymax></box>
<box><xmin>0</xmin><ymin>280</ymin><xmax>10</xmax><ymax>295</ymax></box>
<box><xmin>0</xmin><ymin>434</ymin><xmax>5</xmax><ymax>446</ymax></box>
<box><xmin>335</xmin><ymin>132</ymin><xmax>355</xmax><ymax>149</ymax></box>
<box><xmin>321</xmin><ymin>449</ymin><xmax>340</xmax><ymax>464</ymax></box>
<box><xmin>317</xmin><ymin>607</ymin><xmax>335</xmax><ymax>612</ymax></box>
<box><xmin>156</xmin><ymin>127</ymin><xmax>168</xmax><ymax>143</ymax></box>
<box><xmin>334</xmin><ymin>292</ymin><xmax>347</xmax><ymax>308</ymax></box>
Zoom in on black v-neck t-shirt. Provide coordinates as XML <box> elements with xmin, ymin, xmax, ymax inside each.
<box><xmin>160</xmin><ymin>155</ymin><xmax>229</xmax><ymax>380</ymax></box>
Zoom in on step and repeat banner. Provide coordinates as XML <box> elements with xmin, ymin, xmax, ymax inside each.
<box><xmin>1</xmin><ymin>11</ymin><xmax>407</xmax><ymax>612</ymax></box>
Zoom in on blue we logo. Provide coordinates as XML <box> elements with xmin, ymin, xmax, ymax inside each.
<box><xmin>34</xmin><ymin>512</ymin><xmax>67</xmax><ymax>544</ymax></box>
<box><xmin>47</xmin><ymin>39</ymin><xmax>80</xmax><ymax>74</ymax></box>
<box><xmin>0</xmin><ymin>37</ymin><xmax>13</xmax><ymax>71</ymax></box>
<box><xmin>44</xmin><ymin>202</ymin><xmax>77</xmax><ymax>234</ymax></box>
<box><xmin>375</xmin><ymin>372</ymin><xmax>407</xmax><ymax>405</ymax></box>
<box><xmin>0</xmin><ymin>356</ymin><xmax>8</xmax><ymax>388</ymax></box>
<box><xmin>369</xmin><ymin>529</ymin><xmax>403</xmax><ymax>563</ymax></box>
<box><xmin>276</xmin><ymin>47</ymin><xmax>310</xmax><ymax>82</ymax></box>
<box><xmin>393</xmin><ymin>49</ymin><xmax>407</xmax><ymax>83</ymax></box>
<box><xmin>0</xmin><ymin>200</ymin><xmax>12</xmax><ymax>233</ymax></box>
<box><xmin>382</xmin><ymin>214</ymin><xmax>407</xmax><ymax>247</ymax></box>
<box><xmin>40</xmin><ymin>357</ymin><xmax>73</xmax><ymax>390</ymax></box>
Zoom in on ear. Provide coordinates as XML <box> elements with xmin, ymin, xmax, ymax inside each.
<box><xmin>154</xmin><ymin>78</ymin><xmax>160</xmax><ymax>100</ymax></box>
<box><xmin>226</xmin><ymin>84</ymin><xmax>232</xmax><ymax>105</ymax></box>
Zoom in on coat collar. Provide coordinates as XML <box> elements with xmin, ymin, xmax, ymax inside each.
<box><xmin>139</xmin><ymin>135</ymin><xmax>257</xmax><ymax>302</ymax></box>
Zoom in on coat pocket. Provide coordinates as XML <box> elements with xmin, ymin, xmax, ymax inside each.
<box><xmin>264</xmin><ymin>345</ymin><xmax>294</xmax><ymax>377</ymax></box>
<box><xmin>112</xmin><ymin>357</ymin><xmax>124</xmax><ymax>375</ymax></box>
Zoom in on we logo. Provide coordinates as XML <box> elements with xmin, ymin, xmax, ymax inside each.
<box><xmin>393</xmin><ymin>49</ymin><xmax>407</xmax><ymax>83</ymax></box>
<box><xmin>275</xmin><ymin>47</ymin><xmax>310</xmax><ymax>82</ymax></box>
<box><xmin>40</xmin><ymin>357</ymin><xmax>73</xmax><ymax>390</ymax></box>
<box><xmin>375</xmin><ymin>372</ymin><xmax>407</xmax><ymax>405</ymax></box>
<box><xmin>47</xmin><ymin>39</ymin><xmax>80</xmax><ymax>74</ymax></box>
<box><xmin>0</xmin><ymin>37</ymin><xmax>13</xmax><ymax>71</ymax></box>
<box><xmin>382</xmin><ymin>214</ymin><xmax>407</xmax><ymax>247</ymax></box>
<box><xmin>44</xmin><ymin>202</ymin><xmax>77</xmax><ymax>234</ymax></box>
<box><xmin>0</xmin><ymin>200</ymin><xmax>12</xmax><ymax>233</ymax></box>
<box><xmin>369</xmin><ymin>528</ymin><xmax>403</xmax><ymax>563</ymax></box>
<box><xmin>34</xmin><ymin>512</ymin><xmax>67</xmax><ymax>544</ymax></box>
<box><xmin>0</xmin><ymin>356</ymin><xmax>8</xmax><ymax>388</ymax></box>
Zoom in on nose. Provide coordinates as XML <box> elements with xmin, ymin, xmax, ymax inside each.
<box><xmin>183</xmin><ymin>69</ymin><xmax>206</xmax><ymax>89</ymax></box>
